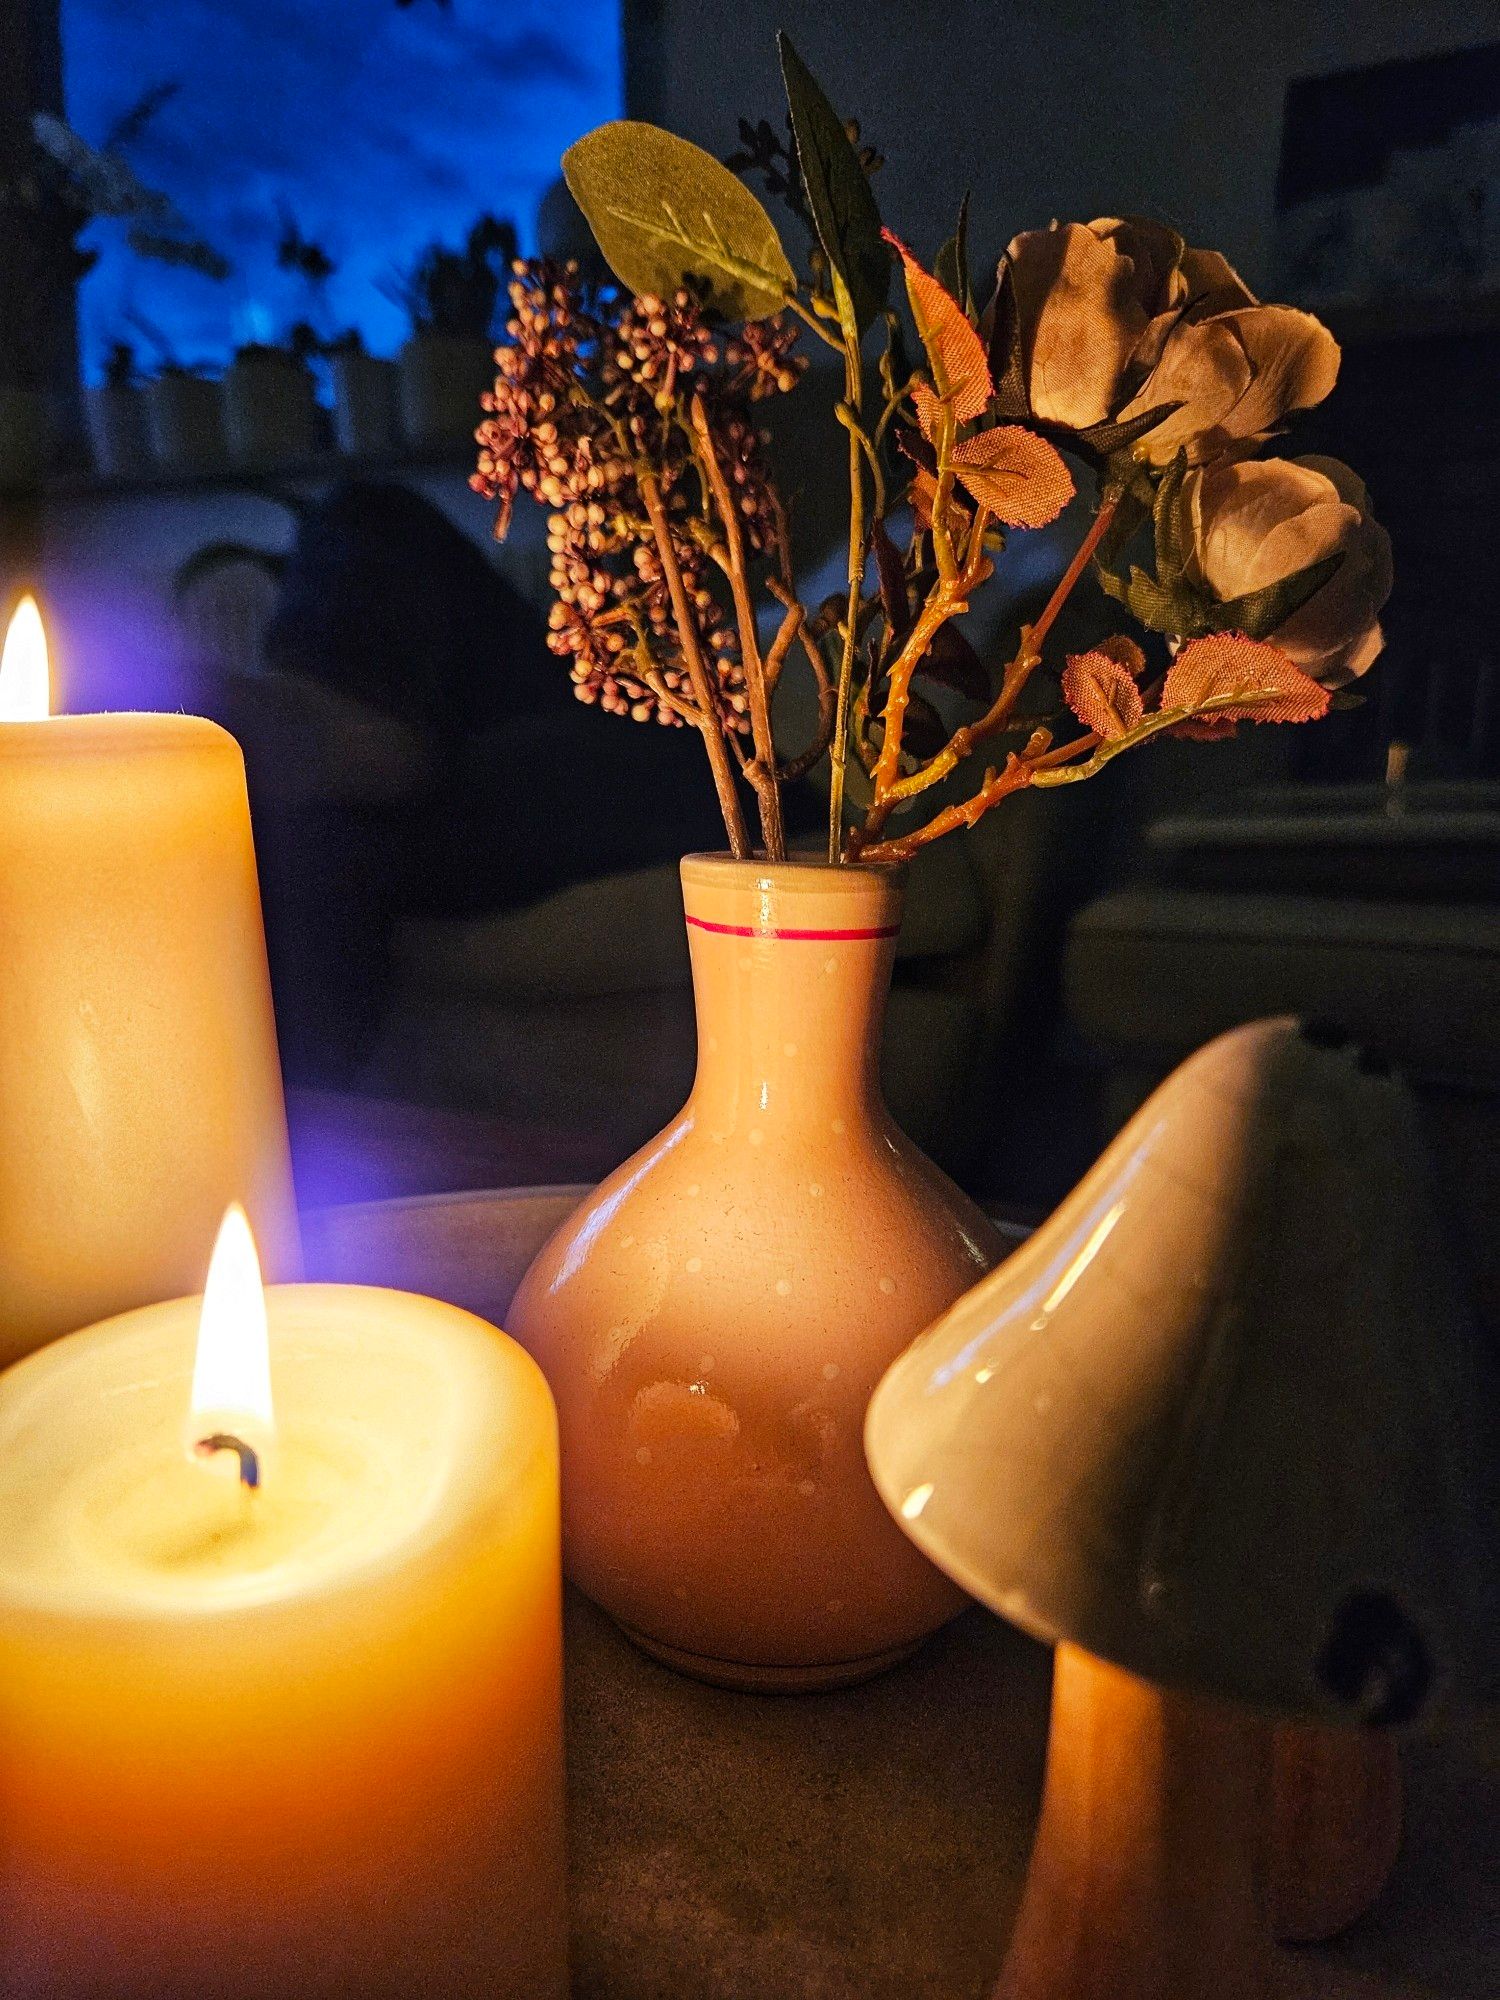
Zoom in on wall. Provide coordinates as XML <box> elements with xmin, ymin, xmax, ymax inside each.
<box><xmin>628</xmin><ymin>0</ymin><xmax>1487</xmax><ymax>288</ymax></box>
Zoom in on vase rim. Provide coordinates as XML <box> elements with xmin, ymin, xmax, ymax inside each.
<box><xmin>680</xmin><ymin>852</ymin><xmax>906</xmax><ymax>894</ymax></box>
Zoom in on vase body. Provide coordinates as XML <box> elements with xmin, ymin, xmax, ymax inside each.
<box><xmin>509</xmin><ymin>856</ymin><xmax>1004</xmax><ymax>1689</ymax></box>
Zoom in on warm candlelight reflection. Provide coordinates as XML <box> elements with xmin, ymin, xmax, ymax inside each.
<box><xmin>187</xmin><ymin>1203</ymin><xmax>276</xmax><ymax>1485</ymax></box>
<box><xmin>0</xmin><ymin>597</ymin><xmax>50</xmax><ymax>722</ymax></box>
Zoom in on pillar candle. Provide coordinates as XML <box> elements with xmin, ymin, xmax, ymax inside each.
<box><xmin>0</xmin><ymin>1213</ymin><xmax>567</xmax><ymax>1999</ymax></box>
<box><xmin>0</xmin><ymin>597</ymin><xmax>299</xmax><ymax>1365</ymax></box>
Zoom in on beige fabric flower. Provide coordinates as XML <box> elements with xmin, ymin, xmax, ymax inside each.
<box><xmin>1121</xmin><ymin>307</ymin><xmax>1341</xmax><ymax>465</ymax></box>
<box><xmin>1002</xmin><ymin>217</ymin><xmax>1255</xmax><ymax>430</ymax></box>
<box><xmin>1177</xmin><ymin>455</ymin><xmax>1393</xmax><ymax>686</ymax></box>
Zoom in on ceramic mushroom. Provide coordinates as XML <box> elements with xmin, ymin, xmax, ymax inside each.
<box><xmin>867</xmin><ymin>1017</ymin><xmax>1498</xmax><ymax>2000</ymax></box>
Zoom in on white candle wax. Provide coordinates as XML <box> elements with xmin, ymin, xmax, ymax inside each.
<box><xmin>0</xmin><ymin>1283</ymin><xmax>567</xmax><ymax>1999</ymax></box>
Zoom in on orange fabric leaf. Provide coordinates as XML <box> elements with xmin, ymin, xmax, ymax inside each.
<box><xmin>1161</xmin><ymin>633</ymin><xmax>1331</xmax><ymax>724</ymax></box>
<box><xmin>951</xmin><ymin>424</ymin><xmax>1075</xmax><ymax>528</ymax></box>
<box><xmin>910</xmin><ymin>381</ymin><xmax>944</xmax><ymax>442</ymax></box>
<box><xmin>1094</xmin><ymin>634</ymin><xmax>1147</xmax><ymax>679</ymax></box>
<box><xmin>1169</xmin><ymin>715</ymin><xmax>1239</xmax><ymax>740</ymax></box>
<box><xmin>885</xmin><ymin>229</ymin><xmax>992</xmax><ymax>422</ymax></box>
<box><xmin>910</xmin><ymin>466</ymin><xmax>970</xmax><ymax>540</ymax></box>
<box><xmin>1062</xmin><ymin>648</ymin><xmax>1146</xmax><ymax>739</ymax></box>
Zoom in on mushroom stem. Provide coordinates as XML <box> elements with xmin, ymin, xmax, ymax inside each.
<box><xmin>1269</xmin><ymin>1719</ymin><xmax>1402</xmax><ymax>1943</ymax></box>
<box><xmin>997</xmin><ymin>1644</ymin><xmax>1272</xmax><ymax>2000</ymax></box>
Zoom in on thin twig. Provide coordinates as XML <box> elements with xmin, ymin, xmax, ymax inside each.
<box><xmin>827</xmin><ymin>326</ymin><xmax>867</xmax><ymax>863</ymax></box>
<box><xmin>779</xmin><ymin>628</ymin><xmax>837</xmax><ymax>782</ymax></box>
<box><xmin>637</xmin><ymin>463</ymin><xmax>751</xmax><ymax>859</ymax></box>
<box><xmin>763</xmin><ymin>593</ymin><xmax>805</xmax><ymax>695</ymax></box>
<box><xmin>783</xmin><ymin>293</ymin><xmax>846</xmax><ymax>353</ymax></box>
<box><xmin>866</xmin><ymin>488</ymin><xmax>1124</xmax><ymax>817</ymax></box>
<box><xmin>858</xmin><ymin>753</ymin><xmax>1036</xmax><ymax>863</ymax></box>
<box><xmin>689</xmin><ymin>393</ymin><xmax>785</xmax><ymax>860</ymax></box>
<box><xmin>867</xmin><ymin>506</ymin><xmax>993</xmax><ymax>801</ymax></box>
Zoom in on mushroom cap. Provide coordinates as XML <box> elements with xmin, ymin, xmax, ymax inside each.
<box><xmin>866</xmin><ymin>1019</ymin><xmax>1499</xmax><ymax>1727</ymax></box>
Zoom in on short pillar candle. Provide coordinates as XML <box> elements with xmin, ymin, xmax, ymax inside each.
<box><xmin>0</xmin><ymin>1211</ymin><xmax>567</xmax><ymax>1998</ymax></box>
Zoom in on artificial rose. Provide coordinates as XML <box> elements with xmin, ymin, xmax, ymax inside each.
<box><xmin>1176</xmin><ymin>455</ymin><xmax>1393</xmax><ymax>686</ymax></box>
<box><xmin>1119</xmin><ymin>306</ymin><xmax>1341</xmax><ymax>466</ymax></box>
<box><xmin>1001</xmin><ymin>217</ymin><xmax>1255</xmax><ymax>430</ymax></box>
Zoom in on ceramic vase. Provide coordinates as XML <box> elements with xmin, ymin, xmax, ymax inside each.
<box><xmin>508</xmin><ymin>855</ymin><xmax>1005</xmax><ymax>1690</ymax></box>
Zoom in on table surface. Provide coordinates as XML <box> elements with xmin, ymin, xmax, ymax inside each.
<box><xmin>303</xmin><ymin>1188</ymin><xmax>1500</xmax><ymax>2000</ymax></box>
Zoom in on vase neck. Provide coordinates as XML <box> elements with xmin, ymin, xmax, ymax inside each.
<box><xmin>679</xmin><ymin>857</ymin><xmax>903</xmax><ymax>1126</ymax></box>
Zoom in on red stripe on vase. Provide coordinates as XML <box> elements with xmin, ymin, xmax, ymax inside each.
<box><xmin>685</xmin><ymin>915</ymin><xmax>900</xmax><ymax>942</ymax></box>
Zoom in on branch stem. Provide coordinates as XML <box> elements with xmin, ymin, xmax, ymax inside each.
<box><xmin>827</xmin><ymin>330</ymin><xmax>866</xmax><ymax>862</ymax></box>
<box><xmin>689</xmin><ymin>394</ymin><xmax>784</xmax><ymax>860</ymax></box>
<box><xmin>638</xmin><ymin>463</ymin><xmax>751</xmax><ymax>859</ymax></box>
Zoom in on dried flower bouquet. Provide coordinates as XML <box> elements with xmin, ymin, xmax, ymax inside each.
<box><xmin>473</xmin><ymin>35</ymin><xmax>1391</xmax><ymax>866</ymax></box>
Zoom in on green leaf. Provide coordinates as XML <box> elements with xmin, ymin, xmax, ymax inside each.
<box><xmin>934</xmin><ymin>192</ymin><xmax>972</xmax><ymax>317</ymax></box>
<box><xmin>1075</xmin><ymin>400</ymin><xmax>1183</xmax><ymax>460</ymax></box>
<box><xmin>872</xmin><ymin>518</ymin><xmax>911</xmax><ymax>637</ymax></box>
<box><xmin>913</xmin><ymin>621</ymin><xmax>990</xmax><ymax>702</ymax></box>
<box><xmin>1152</xmin><ymin>450</ymin><xmax>1191</xmax><ymax>588</ymax></box>
<box><xmin>1204</xmin><ymin>551</ymin><xmax>1345</xmax><ymax>642</ymax></box>
<box><xmin>1094</xmin><ymin>485</ymin><xmax>1149</xmax><ymax>570</ymax></box>
<box><xmin>1100</xmin><ymin>562</ymin><xmax>1187</xmax><ymax>635</ymax></box>
<box><xmin>778</xmin><ymin>36</ymin><xmax>888</xmax><ymax>337</ymax></box>
<box><xmin>901</xmin><ymin>690</ymin><xmax>949</xmax><ymax>759</ymax></box>
<box><xmin>563</xmin><ymin>120</ymin><xmax>795</xmax><ymax>321</ymax></box>
<box><xmin>985</xmin><ymin>257</ymin><xmax>1028</xmax><ymax>420</ymax></box>
<box><xmin>885</xmin><ymin>312</ymin><xmax>917</xmax><ymax>393</ymax></box>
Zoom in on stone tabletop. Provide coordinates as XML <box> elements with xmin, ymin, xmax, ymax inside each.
<box><xmin>305</xmin><ymin>1188</ymin><xmax>1500</xmax><ymax>1999</ymax></box>
<box><xmin>563</xmin><ymin>1591</ymin><xmax>1499</xmax><ymax>2000</ymax></box>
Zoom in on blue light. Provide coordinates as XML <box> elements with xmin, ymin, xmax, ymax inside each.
<box><xmin>62</xmin><ymin>0</ymin><xmax>623</xmax><ymax>380</ymax></box>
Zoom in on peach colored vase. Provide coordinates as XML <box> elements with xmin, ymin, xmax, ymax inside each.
<box><xmin>509</xmin><ymin>855</ymin><xmax>1006</xmax><ymax>1690</ymax></box>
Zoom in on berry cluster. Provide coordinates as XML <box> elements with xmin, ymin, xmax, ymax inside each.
<box><xmin>472</xmin><ymin>261</ymin><xmax>803</xmax><ymax>727</ymax></box>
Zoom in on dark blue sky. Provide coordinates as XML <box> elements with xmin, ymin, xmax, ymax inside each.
<box><xmin>63</xmin><ymin>0</ymin><xmax>622</xmax><ymax>378</ymax></box>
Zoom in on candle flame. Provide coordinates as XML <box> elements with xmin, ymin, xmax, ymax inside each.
<box><xmin>0</xmin><ymin>596</ymin><xmax>50</xmax><ymax>721</ymax></box>
<box><xmin>187</xmin><ymin>1204</ymin><xmax>276</xmax><ymax>1479</ymax></box>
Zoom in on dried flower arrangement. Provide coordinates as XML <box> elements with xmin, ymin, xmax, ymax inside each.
<box><xmin>473</xmin><ymin>36</ymin><xmax>1391</xmax><ymax>866</ymax></box>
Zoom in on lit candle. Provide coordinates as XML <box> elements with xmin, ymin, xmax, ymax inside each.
<box><xmin>0</xmin><ymin>1208</ymin><xmax>567</xmax><ymax>1999</ymax></box>
<box><xmin>0</xmin><ymin>597</ymin><xmax>299</xmax><ymax>1366</ymax></box>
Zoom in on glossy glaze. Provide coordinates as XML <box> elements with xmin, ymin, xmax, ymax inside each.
<box><xmin>508</xmin><ymin>856</ymin><xmax>1004</xmax><ymax>1689</ymax></box>
<box><xmin>866</xmin><ymin>1016</ymin><xmax>1498</xmax><ymax>1723</ymax></box>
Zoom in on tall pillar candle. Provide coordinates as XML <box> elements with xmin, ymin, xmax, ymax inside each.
<box><xmin>0</xmin><ymin>598</ymin><xmax>299</xmax><ymax>1363</ymax></box>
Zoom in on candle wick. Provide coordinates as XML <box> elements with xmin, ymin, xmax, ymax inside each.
<box><xmin>195</xmin><ymin>1432</ymin><xmax>262</xmax><ymax>1491</ymax></box>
